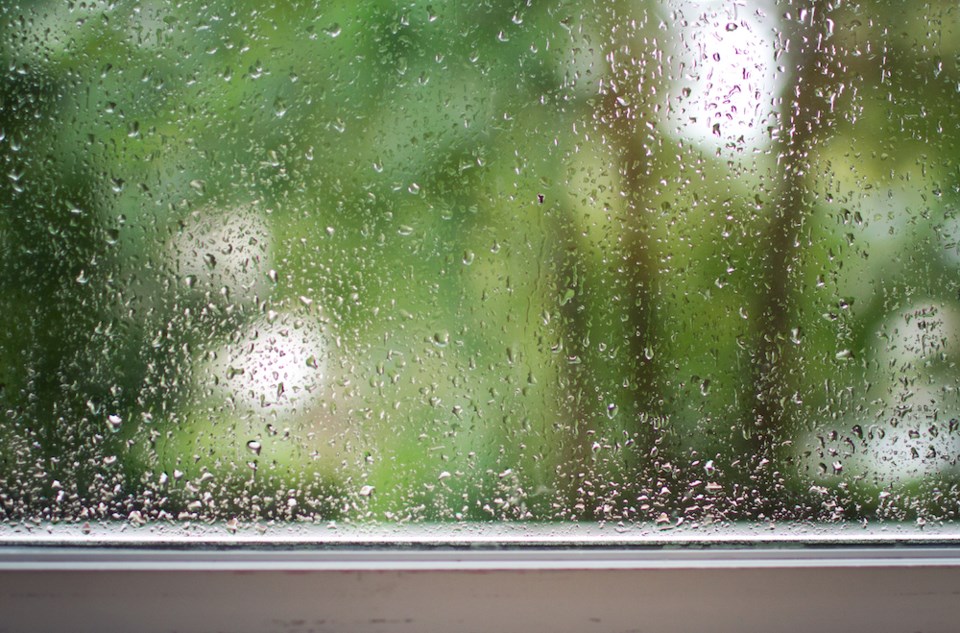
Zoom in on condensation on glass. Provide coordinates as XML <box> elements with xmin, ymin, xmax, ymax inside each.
<box><xmin>1</xmin><ymin>0</ymin><xmax>959</xmax><ymax>532</ymax></box>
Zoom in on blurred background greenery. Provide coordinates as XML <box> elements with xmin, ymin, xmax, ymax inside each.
<box><xmin>2</xmin><ymin>0</ymin><xmax>960</xmax><ymax>528</ymax></box>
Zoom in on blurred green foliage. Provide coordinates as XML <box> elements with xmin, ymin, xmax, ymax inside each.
<box><xmin>1</xmin><ymin>0</ymin><xmax>960</xmax><ymax>527</ymax></box>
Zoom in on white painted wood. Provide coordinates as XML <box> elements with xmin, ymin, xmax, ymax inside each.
<box><xmin>1</xmin><ymin>547</ymin><xmax>958</xmax><ymax>633</ymax></box>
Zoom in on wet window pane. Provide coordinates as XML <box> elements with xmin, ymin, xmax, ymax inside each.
<box><xmin>2</xmin><ymin>0</ymin><xmax>960</xmax><ymax>533</ymax></box>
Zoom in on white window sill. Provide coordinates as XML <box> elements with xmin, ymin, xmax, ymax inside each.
<box><xmin>2</xmin><ymin>526</ymin><xmax>959</xmax><ymax>633</ymax></box>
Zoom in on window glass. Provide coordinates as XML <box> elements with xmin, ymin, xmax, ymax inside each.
<box><xmin>2</xmin><ymin>0</ymin><xmax>959</xmax><ymax>533</ymax></box>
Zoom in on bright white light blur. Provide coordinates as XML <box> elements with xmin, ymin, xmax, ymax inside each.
<box><xmin>204</xmin><ymin>313</ymin><xmax>327</xmax><ymax>415</ymax></box>
<box><xmin>663</xmin><ymin>0</ymin><xmax>783</xmax><ymax>153</ymax></box>
<box><xmin>800</xmin><ymin>301</ymin><xmax>960</xmax><ymax>488</ymax></box>
<box><xmin>875</xmin><ymin>302</ymin><xmax>960</xmax><ymax>369</ymax></box>
<box><xmin>840</xmin><ymin>383</ymin><xmax>960</xmax><ymax>483</ymax></box>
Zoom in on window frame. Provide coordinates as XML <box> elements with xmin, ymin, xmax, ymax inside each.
<box><xmin>2</xmin><ymin>528</ymin><xmax>960</xmax><ymax>632</ymax></box>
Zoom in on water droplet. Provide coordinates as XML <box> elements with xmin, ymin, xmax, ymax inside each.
<box><xmin>247</xmin><ymin>440</ymin><xmax>262</xmax><ymax>456</ymax></box>
<box><xmin>324</xmin><ymin>23</ymin><xmax>341</xmax><ymax>38</ymax></box>
<box><xmin>106</xmin><ymin>414</ymin><xmax>123</xmax><ymax>432</ymax></box>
